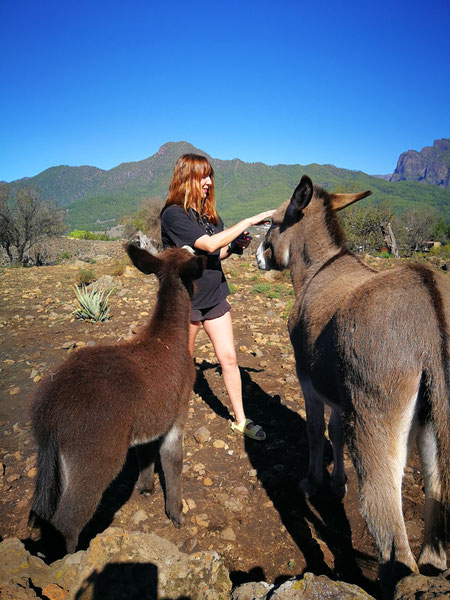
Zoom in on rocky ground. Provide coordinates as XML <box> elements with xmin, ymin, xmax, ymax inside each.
<box><xmin>0</xmin><ymin>242</ymin><xmax>448</xmax><ymax>599</ymax></box>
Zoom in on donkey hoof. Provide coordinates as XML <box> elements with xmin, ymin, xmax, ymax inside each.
<box><xmin>298</xmin><ymin>478</ymin><xmax>319</xmax><ymax>498</ymax></box>
<box><xmin>137</xmin><ymin>481</ymin><xmax>155</xmax><ymax>496</ymax></box>
<box><xmin>169</xmin><ymin>513</ymin><xmax>185</xmax><ymax>528</ymax></box>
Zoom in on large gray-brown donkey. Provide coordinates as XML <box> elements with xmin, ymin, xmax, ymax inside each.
<box><xmin>29</xmin><ymin>244</ymin><xmax>205</xmax><ymax>555</ymax></box>
<box><xmin>256</xmin><ymin>175</ymin><xmax>449</xmax><ymax>594</ymax></box>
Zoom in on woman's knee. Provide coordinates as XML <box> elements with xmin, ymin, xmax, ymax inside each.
<box><xmin>218</xmin><ymin>350</ymin><xmax>238</xmax><ymax>371</ymax></box>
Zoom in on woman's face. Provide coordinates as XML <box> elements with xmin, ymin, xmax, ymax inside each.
<box><xmin>200</xmin><ymin>175</ymin><xmax>212</xmax><ymax>199</ymax></box>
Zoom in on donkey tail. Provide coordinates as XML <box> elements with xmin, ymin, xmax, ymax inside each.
<box><xmin>29</xmin><ymin>433</ymin><xmax>62</xmax><ymax>525</ymax></box>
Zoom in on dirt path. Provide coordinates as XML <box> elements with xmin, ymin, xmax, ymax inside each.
<box><xmin>0</xmin><ymin>254</ymin><xmax>439</xmax><ymax>598</ymax></box>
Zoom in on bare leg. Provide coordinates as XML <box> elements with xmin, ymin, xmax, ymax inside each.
<box><xmin>189</xmin><ymin>321</ymin><xmax>201</xmax><ymax>357</ymax></box>
<box><xmin>203</xmin><ymin>312</ymin><xmax>247</xmax><ymax>423</ymax></box>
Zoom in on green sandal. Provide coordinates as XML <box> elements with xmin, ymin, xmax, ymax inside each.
<box><xmin>231</xmin><ymin>418</ymin><xmax>266</xmax><ymax>441</ymax></box>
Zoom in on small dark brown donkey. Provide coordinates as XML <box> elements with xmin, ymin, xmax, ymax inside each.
<box><xmin>29</xmin><ymin>244</ymin><xmax>205</xmax><ymax>554</ymax></box>
<box><xmin>256</xmin><ymin>175</ymin><xmax>449</xmax><ymax>593</ymax></box>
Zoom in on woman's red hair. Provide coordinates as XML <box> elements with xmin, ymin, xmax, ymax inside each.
<box><xmin>163</xmin><ymin>154</ymin><xmax>218</xmax><ymax>225</ymax></box>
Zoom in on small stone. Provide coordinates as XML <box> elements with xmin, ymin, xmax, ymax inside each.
<box><xmin>41</xmin><ymin>583</ymin><xmax>67</xmax><ymax>600</ymax></box>
<box><xmin>9</xmin><ymin>387</ymin><xmax>20</xmax><ymax>395</ymax></box>
<box><xmin>132</xmin><ymin>509</ymin><xmax>148</xmax><ymax>524</ymax></box>
<box><xmin>76</xmin><ymin>341</ymin><xmax>86</xmax><ymax>347</ymax></box>
<box><xmin>248</xmin><ymin>469</ymin><xmax>257</xmax><ymax>477</ymax></box>
<box><xmin>182</xmin><ymin>537</ymin><xmax>198</xmax><ymax>553</ymax></box>
<box><xmin>220</xmin><ymin>527</ymin><xmax>236</xmax><ymax>541</ymax></box>
<box><xmin>203</xmin><ymin>477</ymin><xmax>213</xmax><ymax>486</ymax></box>
<box><xmin>62</xmin><ymin>341</ymin><xmax>75</xmax><ymax>349</ymax></box>
<box><xmin>193</xmin><ymin>426</ymin><xmax>211</xmax><ymax>444</ymax></box>
<box><xmin>33</xmin><ymin>375</ymin><xmax>42</xmax><ymax>383</ymax></box>
<box><xmin>239</xmin><ymin>345</ymin><xmax>248</xmax><ymax>352</ymax></box>
<box><xmin>30</xmin><ymin>369</ymin><xmax>39</xmax><ymax>379</ymax></box>
<box><xmin>27</xmin><ymin>467</ymin><xmax>38</xmax><ymax>478</ymax></box>
<box><xmin>195</xmin><ymin>514</ymin><xmax>209</xmax><ymax>527</ymax></box>
<box><xmin>182</xmin><ymin>498</ymin><xmax>189</xmax><ymax>514</ymax></box>
<box><xmin>186</xmin><ymin>498</ymin><xmax>196</xmax><ymax>510</ymax></box>
<box><xmin>259</xmin><ymin>360</ymin><xmax>268</xmax><ymax>368</ymax></box>
<box><xmin>213</xmin><ymin>439</ymin><xmax>225</xmax><ymax>449</ymax></box>
<box><xmin>7</xmin><ymin>474</ymin><xmax>20</xmax><ymax>483</ymax></box>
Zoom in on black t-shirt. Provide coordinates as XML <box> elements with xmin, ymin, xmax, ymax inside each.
<box><xmin>160</xmin><ymin>204</ymin><xmax>230</xmax><ymax>309</ymax></box>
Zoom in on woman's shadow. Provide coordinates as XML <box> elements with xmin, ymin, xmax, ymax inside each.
<box><xmin>194</xmin><ymin>360</ymin><xmax>378</xmax><ymax>598</ymax></box>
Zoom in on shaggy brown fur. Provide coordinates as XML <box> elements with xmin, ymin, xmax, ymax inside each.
<box><xmin>257</xmin><ymin>175</ymin><xmax>449</xmax><ymax>595</ymax></box>
<box><xmin>29</xmin><ymin>245</ymin><xmax>205</xmax><ymax>554</ymax></box>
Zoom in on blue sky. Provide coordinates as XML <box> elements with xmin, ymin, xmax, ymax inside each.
<box><xmin>1</xmin><ymin>0</ymin><xmax>449</xmax><ymax>181</ymax></box>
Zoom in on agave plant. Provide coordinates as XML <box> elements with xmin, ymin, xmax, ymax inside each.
<box><xmin>73</xmin><ymin>285</ymin><xmax>114</xmax><ymax>322</ymax></box>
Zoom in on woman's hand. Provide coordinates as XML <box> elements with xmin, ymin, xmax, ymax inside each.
<box><xmin>247</xmin><ymin>209</ymin><xmax>276</xmax><ymax>227</ymax></box>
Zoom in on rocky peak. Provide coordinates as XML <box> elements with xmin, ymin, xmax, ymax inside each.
<box><xmin>390</xmin><ymin>138</ymin><xmax>450</xmax><ymax>188</ymax></box>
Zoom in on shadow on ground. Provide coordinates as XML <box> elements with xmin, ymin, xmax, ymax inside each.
<box><xmin>195</xmin><ymin>361</ymin><xmax>379</xmax><ymax>598</ymax></box>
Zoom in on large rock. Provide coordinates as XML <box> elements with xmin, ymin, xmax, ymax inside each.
<box><xmin>390</xmin><ymin>138</ymin><xmax>450</xmax><ymax>188</ymax></box>
<box><xmin>0</xmin><ymin>537</ymin><xmax>50</xmax><ymax>598</ymax></box>
<box><xmin>394</xmin><ymin>569</ymin><xmax>450</xmax><ymax>599</ymax></box>
<box><xmin>0</xmin><ymin>529</ymin><xmax>231</xmax><ymax>600</ymax></box>
<box><xmin>232</xmin><ymin>573</ymin><xmax>374</xmax><ymax>599</ymax></box>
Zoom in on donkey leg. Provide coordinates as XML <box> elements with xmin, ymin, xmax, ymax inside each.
<box><xmin>135</xmin><ymin>440</ymin><xmax>159</xmax><ymax>496</ymax></box>
<box><xmin>349</xmin><ymin>398</ymin><xmax>418</xmax><ymax>590</ymax></box>
<box><xmin>51</xmin><ymin>451</ymin><xmax>123</xmax><ymax>553</ymax></box>
<box><xmin>299</xmin><ymin>379</ymin><xmax>326</xmax><ymax>497</ymax></box>
<box><xmin>159</xmin><ymin>424</ymin><xmax>185</xmax><ymax>528</ymax></box>
<box><xmin>328</xmin><ymin>407</ymin><xmax>347</xmax><ymax>498</ymax></box>
<box><xmin>417</xmin><ymin>422</ymin><xmax>447</xmax><ymax>572</ymax></box>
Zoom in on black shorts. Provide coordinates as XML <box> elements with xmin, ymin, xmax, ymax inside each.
<box><xmin>191</xmin><ymin>299</ymin><xmax>231</xmax><ymax>323</ymax></box>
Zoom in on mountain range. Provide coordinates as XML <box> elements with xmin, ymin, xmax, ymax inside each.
<box><xmin>8</xmin><ymin>140</ymin><xmax>450</xmax><ymax>230</ymax></box>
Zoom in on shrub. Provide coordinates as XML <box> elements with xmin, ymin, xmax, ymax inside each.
<box><xmin>429</xmin><ymin>243</ymin><xmax>450</xmax><ymax>259</ymax></box>
<box><xmin>70</xmin><ymin>230</ymin><xmax>111</xmax><ymax>241</ymax></box>
<box><xmin>111</xmin><ymin>256</ymin><xmax>130</xmax><ymax>276</ymax></box>
<box><xmin>77</xmin><ymin>268</ymin><xmax>96</xmax><ymax>286</ymax></box>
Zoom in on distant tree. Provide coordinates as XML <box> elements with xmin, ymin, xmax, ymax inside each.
<box><xmin>340</xmin><ymin>201</ymin><xmax>394</xmax><ymax>254</ymax></box>
<box><xmin>0</xmin><ymin>184</ymin><xmax>66</xmax><ymax>265</ymax></box>
<box><xmin>119</xmin><ymin>198</ymin><xmax>164</xmax><ymax>249</ymax></box>
<box><xmin>393</xmin><ymin>208</ymin><xmax>436</xmax><ymax>254</ymax></box>
<box><xmin>431</xmin><ymin>217</ymin><xmax>450</xmax><ymax>243</ymax></box>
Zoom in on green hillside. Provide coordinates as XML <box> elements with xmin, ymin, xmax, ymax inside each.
<box><xmin>9</xmin><ymin>141</ymin><xmax>450</xmax><ymax>231</ymax></box>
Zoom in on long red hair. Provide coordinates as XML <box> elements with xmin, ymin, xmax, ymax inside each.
<box><xmin>163</xmin><ymin>154</ymin><xmax>218</xmax><ymax>225</ymax></box>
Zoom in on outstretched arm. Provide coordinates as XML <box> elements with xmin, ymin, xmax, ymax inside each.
<box><xmin>194</xmin><ymin>209</ymin><xmax>275</xmax><ymax>254</ymax></box>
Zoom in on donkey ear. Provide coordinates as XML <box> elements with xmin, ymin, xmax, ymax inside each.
<box><xmin>184</xmin><ymin>255</ymin><xmax>206</xmax><ymax>280</ymax></box>
<box><xmin>329</xmin><ymin>189</ymin><xmax>372</xmax><ymax>211</ymax></box>
<box><xmin>283</xmin><ymin>175</ymin><xmax>313</xmax><ymax>226</ymax></box>
<box><xmin>125</xmin><ymin>243</ymin><xmax>162</xmax><ymax>275</ymax></box>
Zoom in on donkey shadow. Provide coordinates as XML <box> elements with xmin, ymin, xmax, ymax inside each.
<box><xmin>194</xmin><ymin>361</ymin><xmax>378</xmax><ymax>597</ymax></box>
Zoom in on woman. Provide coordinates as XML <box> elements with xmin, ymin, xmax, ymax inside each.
<box><xmin>160</xmin><ymin>154</ymin><xmax>275</xmax><ymax>440</ymax></box>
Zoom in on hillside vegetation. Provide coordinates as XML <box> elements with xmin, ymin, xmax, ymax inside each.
<box><xmin>9</xmin><ymin>141</ymin><xmax>450</xmax><ymax>230</ymax></box>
